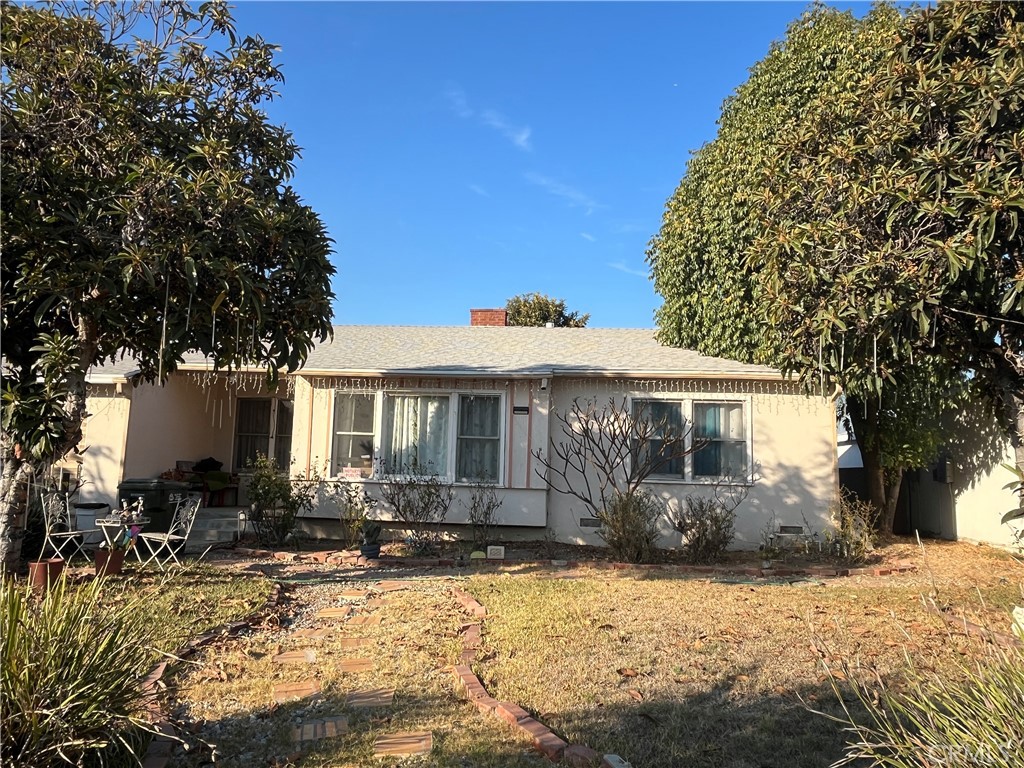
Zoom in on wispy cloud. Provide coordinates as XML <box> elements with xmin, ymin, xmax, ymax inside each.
<box><xmin>445</xmin><ymin>85</ymin><xmax>474</xmax><ymax>118</ymax></box>
<box><xmin>480</xmin><ymin>109</ymin><xmax>532</xmax><ymax>151</ymax></box>
<box><xmin>525</xmin><ymin>172</ymin><xmax>601</xmax><ymax>214</ymax></box>
<box><xmin>445</xmin><ymin>84</ymin><xmax>532</xmax><ymax>151</ymax></box>
<box><xmin>609</xmin><ymin>261</ymin><xmax>649</xmax><ymax>278</ymax></box>
<box><xmin>580</xmin><ymin>232</ymin><xmax>596</xmax><ymax>242</ymax></box>
<box><xmin>469</xmin><ymin>183</ymin><xmax>490</xmax><ymax>198</ymax></box>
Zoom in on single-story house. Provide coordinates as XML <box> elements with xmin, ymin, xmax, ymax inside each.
<box><xmin>80</xmin><ymin>310</ymin><xmax>840</xmax><ymax>549</ymax></box>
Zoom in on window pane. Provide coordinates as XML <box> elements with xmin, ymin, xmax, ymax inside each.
<box><xmin>457</xmin><ymin>395</ymin><xmax>501</xmax><ymax>481</ymax></box>
<box><xmin>693</xmin><ymin>402</ymin><xmax>746</xmax><ymax>478</ymax></box>
<box><xmin>335</xmin><ymin>393</ymin><xmax>375</xmax><ymax>433</ymax></box>
<box><xmin>332</xmin><ymin>394</ymin><xmax>376</xmax><ymax>477</ymax></box>
<box><xmin>274</xmin><ymin>401</ymin><xmax>294</xmax><ymax>470</ymax></box>
<box><xmin>384</xmin><ymin>395</ymin><xmax>449</xmax><ymax>474</ymax></box>
<box><xmin>458</xmin><ymin>395</ymin><xmax>500</xmax><ymax>437</ymax></box>
<box><xmin>235</xmin><ymin>399</ymin><xmax>272</xmax><ymax>471</ymax></box>
<box><xmin>237</xmin><ymin>399</ymin><xmax>271</xmax><ymax>436</ymax></box>
<box><xmin>632</xmin><ymin>399</ymin><xmax>684</xmax><ymax>477</ymax></box>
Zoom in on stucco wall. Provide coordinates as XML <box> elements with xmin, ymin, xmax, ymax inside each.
<box><xmin>952</xmin><ymin>440</ymin><xmax>1023</xmax><ymax>549</ymax></box>
<box><xmin>121</xmin><ymin>375</ymin><xmax>236</xmax><ymax>480</ymax></box>
<box><xmin>542</xmin><ymin>378</ymin><xmax>839</xmax><ymax>549</ymax></box>
<box><xmin>80</xmin><ymin>384</ymin><xmax>132</xmax><ymax>508</ymax></box>
<box><xmin>295</xmin><ymin>375</ymin><xmax>551</xmax><ymax>525</ymax></box>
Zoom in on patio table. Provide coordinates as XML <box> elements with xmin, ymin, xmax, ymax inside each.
<box><xmin>95</xmin><ymin>516</ymin><xmax>150</xmax><ymax>554</ymax></box>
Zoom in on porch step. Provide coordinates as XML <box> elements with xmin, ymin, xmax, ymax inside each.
<box><xmin>183</xmin><ymin>508</ymin><xmax>246</xmax><ymax>552</ymax></box>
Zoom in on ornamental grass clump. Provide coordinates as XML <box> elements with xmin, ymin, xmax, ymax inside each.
<box><xmin>817</xmin><ymin>634</ymin><xmax>1024</xmax><ymax>767</ymax></box>
<box><xmin>1</xmin><ymin>576</ymin><xmax>159</xmax><ymax>767</ymax></box>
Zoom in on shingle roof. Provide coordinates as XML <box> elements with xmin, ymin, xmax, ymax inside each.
<box><xmin>86</xmin><ymin>326</ymin><xmax>781</xmax><ymax>381</ymax></box>
<box><xmin>296</xmin><ymin>326</ymin><xmax>780</xmax><ymax>379</ymax></box>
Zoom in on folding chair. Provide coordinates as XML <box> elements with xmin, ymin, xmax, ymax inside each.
<box><xmin>40</xmin><ymin>489</ymin><xmax>98</xmax><ymax>562</ymax></box>
<box><xmin>136</xmin><ymin>493</ymin><xmax>203</xmax><ymax>570</ymax></box>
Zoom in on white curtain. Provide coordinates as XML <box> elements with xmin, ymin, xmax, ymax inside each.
<box><xmin>457</xmin><ymin>395</ymin><xmax>501</xmax><ymax>481</ymax></box>
<box><xmin>385</xmin><ymin>395</ymin><xmax>449</xmax><ymax>474</ymax></box>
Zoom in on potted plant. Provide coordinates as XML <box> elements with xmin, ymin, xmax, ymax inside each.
<box><xmin>94</xmin><ymin>499</ymin><xmax>146</xmax><ymax>577</ymax></box>
<box><xmin>360</xmin><ymin>520</ymin><xmax>382</xmax><ymax>560</ymax></box>
<box><xmin>29</xmin><ymin>557</ymin><xmax>65</xmax><ymax>591</ymax></box>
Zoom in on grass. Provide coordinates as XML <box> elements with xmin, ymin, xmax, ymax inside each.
<box><xmin>108</xmin><ymin>563</ymin><xmax>275</xmax><ymax>653</ymax></box>
<box><xmin>465</xmin><ymin>540</ymin><xmax>1023</xmax><ymax>767</ymax></box>
<box><xmin>167</xmin><ymin>578</ymin><xmax>550</xmax><ymax>768</ymax></box>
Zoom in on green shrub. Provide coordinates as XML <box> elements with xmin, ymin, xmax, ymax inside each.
<box><xmin>245</xmin><ymin>454</ymin><xmax>319</xmax><ymax>547</ymax></box>
<box><xmin>598</xmin><ymin>491</ymin><xmax>661</xmax><ymax>564</ymax></box>
<box><xmin>1</xmin><ymin>576</ymin><xmax>159</xmax><ymax>767</ymax></box>
<box><xmin>817</xmin><ymin>637</ymin><xmax>1024</xmax><ymax>767</ymax></box>
<box><xmin>328</xmin><ymin>479</ymin><xmax>375</xmax><ymax>548</ymax></box>
<box><xmin>670</xmin><ymin>495</ymin><xmax>736</xmax><ymax>564</ymax></box>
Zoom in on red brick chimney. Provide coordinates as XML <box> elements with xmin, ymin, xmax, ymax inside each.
<box><xmin>470</xmin><ymin>308</ymin><xmax>508</xmax><ymax>326</ymax></box>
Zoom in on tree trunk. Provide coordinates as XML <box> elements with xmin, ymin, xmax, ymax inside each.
<box><xmin>0</xmin><ymin>454</ymin><xmax>35</xmax><ymax>573</ymax></box>
<box><xmin>847</xmin><ymin>395</ymin><xmax>903</xmax><ymax>534</ymax></box>
<box><xmin>0</xmin><ymin>317</ymin><xmax>97</xmax><ymax>575</ymax></box>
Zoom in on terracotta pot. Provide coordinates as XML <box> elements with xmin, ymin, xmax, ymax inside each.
<box><xmin>29</xmin><ymin>558</ymin><xmax>65</xmax><ymax>590</ymax></box>
<box><xmin>94</xmin><ymin>548</ymin><xmax>126</xmax><ymax>577</ymax></box>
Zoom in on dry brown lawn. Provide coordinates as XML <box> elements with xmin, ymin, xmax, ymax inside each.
<box><xmin>466</xmin><ymin>539</ymin><xmax>1023</xmax><ymax>768</ymax></box>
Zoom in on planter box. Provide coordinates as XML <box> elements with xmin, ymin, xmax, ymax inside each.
<box><xmin>94</xmin><ymin>548</ymin><xmax>126</xmax><ymax>577</ymax></box>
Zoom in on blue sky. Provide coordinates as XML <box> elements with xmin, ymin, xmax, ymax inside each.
<box><xmin>229</xmin><ymin>1</ymin><xmax>862</xmax><ymax>328</ymax></box>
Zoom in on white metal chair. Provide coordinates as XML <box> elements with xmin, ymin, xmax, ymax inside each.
<box><xmin>40</xmin><ymin>490</ymin><xmax>98</xmax><ymax>562</ymax></box>
<box><xmin>136</xmin><ymin>493</ymin><xmax>202</xmax><ymax>570</ymax></box>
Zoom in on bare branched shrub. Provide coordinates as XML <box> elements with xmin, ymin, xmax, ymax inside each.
<box><xmin>668</xmin><ymin>477</ymin><xmax>746</xmax><ymax>563</ymax></box>
<box><xmin>460</xmin><ymin>482</ymin><xmax>503</xmax><ymax>550</ymax></box>
<box><xmin>376</xmin><ymin>463</ymin><xmax>453</xmax><ymax>554</ymax></box>
<box><xmin>533</xmin><ymin>397</ymin><xmax>702</xmax><ymax>563</ymax></box>
<box><xmin>534</xmin><ymin>397</ymin><xmax>699</xmax><ymax>518</ymax></box>
<box><xmin>825</xmin><ymin>490</ymin><xmax>877</xmax><ymax>563</ymax></box>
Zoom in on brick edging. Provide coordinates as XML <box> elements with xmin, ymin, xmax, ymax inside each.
<box><xmin>450</xmin><ymin>588</ymin><xmax>614</xmax><ymax>768</ymax></box>
<box><xmin>233</xmin><ymin>546</ymin><xmax>917</xmax><ymax>581</ymax></box>
<box><xmin>140</xmin><ymin>581</ymin><xmax>284</xmax><ymax>767</ymax></box>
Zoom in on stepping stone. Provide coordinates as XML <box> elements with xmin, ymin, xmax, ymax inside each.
<box><xmin>338</xmin><ymin>637</ymin><xmax>371</xmax><ymax>649</ymax></box>
<box><xmin>293</xmin><ymin>628</ymin><xmax>331</xmax><ymax>639</ymax></box>
<box><xmin>365</xmin><ymin>598</ymin><xmax>390</xmax><ymax>609</ymax></box>
<box><xmin>338</xmin><ymin>657</ymin><xmax>374</xmax><ymax>673</ymax></box>
<box><xmin>317</xmin><ymin>606</ymin><xmax>352</xmax><ymax>620</ymax></box>
<box><xmin>273</xmin><ymin>649</ymin><xmax>317</xmax><ymax>665</ymax></box>
<box><xmin>348</xmin><ymin>615</ymin><xmax>382</xmax><ymax>627</ymax></box>
<box><xmin>272</xmin><ymin>679</ymin><xmax>320</xmax><ymax>704</ymax></box>
<box><xmin>374</xmin><ymin>580</ymin><xmax>411</xmax><ymax>592</ymax></box>
<box><xmin>292</xmin><ymin>715</ymin><xmax>349</xmax><ymax>744</ymax></box>
<box><xmin>339</xmin><ymin>589</ymin><xmax>370</xmax><ymax>599</ymax></box>
<box><xmin>345</xmin><ymin>687</ymin><xmax>395</xmax><ymax>708</ymax></box>
<box><xmin>374</xmin><ymin>731</ymin><xmax>432</xmax><ymax>757</ymax></box>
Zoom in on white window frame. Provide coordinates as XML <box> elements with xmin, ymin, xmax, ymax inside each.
<box><xmin>337</xmin><ymin>389</ymin><xmax>507</xmax><ymax>485</ymax></box>
<box><xmin>628</xmin><ymin>392</ymin><xmax>753</xmax><ymax>485</ymax></box>
<box><xmin>330</xmin><ymin>392</ymin><xmax>377</xmax><ymax>478</ymax></box>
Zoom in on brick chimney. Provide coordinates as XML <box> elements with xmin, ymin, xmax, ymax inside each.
<box><xmin>470</xmin><ymin>308</ymin><xmax>508</xmax><ymax>326</ymax></box>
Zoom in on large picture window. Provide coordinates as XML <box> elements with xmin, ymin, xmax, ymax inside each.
<box><xmin>332</xmin><ymin>393</ymin><xmax>375</xmax><ymax>477</ymax></box>
<box><xmin>234</xmin><ymin>398</ymin><xmax>293</xmax><ymax>472</ymax></box>
<box><xmin>383</xmin><ymin>394</ymin><xmax>451</xmax><ymax>474</ymax></box>
<box><xmin>339</xmin><ymin>391</ymin><xmax>505</xmax><ymax>482</ymax></box>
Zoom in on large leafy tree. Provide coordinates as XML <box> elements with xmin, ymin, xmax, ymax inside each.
<box><xmin>646</xmin><ymin>3</ymin><xmax>959</xmax><ymax>530</ymax></box>
<box><xmin>0</xmin><ymin>1</ymin><xmax>335</xmax><ymax>571</ymax></box>
<box><xmin>505</xmin><ymin>292</ymin><xmax>590</xmax><ymax>328</ymax></box>
<box><xmin>748</xmin><ymin>1</ymin><xmax>1022</xmax><ymax>528</ymax></box>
